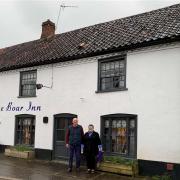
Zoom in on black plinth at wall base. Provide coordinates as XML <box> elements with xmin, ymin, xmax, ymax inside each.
<box><xmin>0</xmin><ymin>144</ymin><xmax>7</xmax><ymax>153</ymax></box>
<box><xmin>138</xmin><ymin>159</ymin><xmax>180</xmax><ymax>180</ymax></box>
<box><xmin>35</xmin><ymin>148</ymin><xmax>52</xmax><ymax>160</ymax></box>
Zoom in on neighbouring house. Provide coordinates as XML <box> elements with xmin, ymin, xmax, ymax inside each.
<box><xmin>0</xmin><ymin>3</ymin><xmax>180</xmax><ymax>177</ymax></box>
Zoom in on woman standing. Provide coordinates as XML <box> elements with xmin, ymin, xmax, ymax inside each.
<box><xmin>83</xmin><ymin>124</ymin><xmax>102</xmax><ymax>173</ymax></box>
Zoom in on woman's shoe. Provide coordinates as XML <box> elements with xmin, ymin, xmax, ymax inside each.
<box><xmin>67</xmin><ymin>168</ymin><xmax>72</xmax><ymax>172</ymax></box>
<box><xmin>86</xmin><ymin>169</ymin><xmax>91</xmax><ymax>173</ymax></box>
<box><xmin>91</xmin><ymin>169</ymin><xmax>95</xmax><ymax>173</ymax></box>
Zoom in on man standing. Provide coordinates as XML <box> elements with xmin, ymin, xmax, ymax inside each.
<box><xmin>66</xmin><ymin>118</ymin><xmax>84</xmax><ymax>172</ymax></box>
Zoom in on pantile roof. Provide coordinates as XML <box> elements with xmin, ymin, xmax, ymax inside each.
<box><xmin>0</xmin><ymin>3</ymin><xmax>180</xmax><ymax>72</ymax></box>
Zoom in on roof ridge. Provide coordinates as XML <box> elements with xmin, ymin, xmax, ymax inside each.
<box><xmin>55</xmin><ymin>3</ymin><xmax>180</xmax><ymax>36</ymax></box>
<box><xmin>1</xmin><ymin>3</ymin><xmax>180</xmax><ymax>49</ymax></box>
<box><xmin>0</xmin><ymin>3</ymin><xmax>180</xmax><ymax>72</ymax></box>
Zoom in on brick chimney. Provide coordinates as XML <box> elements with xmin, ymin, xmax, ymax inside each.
<box><xmin>41</xmin><ymin>19</ymin><xmax>55</xmax><ymax>39</ymax></box>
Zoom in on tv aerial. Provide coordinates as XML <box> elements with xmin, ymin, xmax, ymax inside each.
<box><xmin>56</xmin><ymin>2</ymin><xmax>78</xmax><ymax>30</ymax></box>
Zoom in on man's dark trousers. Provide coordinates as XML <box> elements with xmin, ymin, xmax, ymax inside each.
<box><xmin>69</xmin><ymin>144</ymin><xmax>81</xmax><ymax>169</ymax></box>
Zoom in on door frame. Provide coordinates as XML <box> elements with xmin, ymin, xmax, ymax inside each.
<box><xmin>52</xmin><ymin>113</ymin><xmax>77</xmax><ymax>160</ymax></box>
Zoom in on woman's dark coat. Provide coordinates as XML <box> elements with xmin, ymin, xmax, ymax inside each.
<box><xmin>83</xmin><ymin>131</ymin><xmax>101</xmax><ymax>156</ymax></box>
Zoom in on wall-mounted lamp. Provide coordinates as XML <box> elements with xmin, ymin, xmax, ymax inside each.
<box><xmin>36</xmin><ymin>84</ymin><xmax>52</xmax><ymax>90</ymax></box>
<box><xmin>43</xmin><ymin>116</ymin><xmax>48</xmax><ymax>124</ymax></box>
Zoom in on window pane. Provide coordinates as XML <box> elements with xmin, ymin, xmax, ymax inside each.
<box><xmin>17</xmin><ymin>119</ymin><xmax>22</xmax><ymax>130</ymax></box>
<box><xmin>122</xmin><ymin>120</ymin><xmax>126</xmax><ymax>128</ymax></box>
<box><xmin>117</xmin><ymin>126</ymin><xmax>127</xmax><ymax>154</ymax></box>
<box><xmin>105</xmin><ymin>63</ymin><xmax>110</xmax><ymax>70</ymax></box>
<box><xmin>16</xmin><ymin>131</ymin><xmax>21</xmax><ymax>144</ymax></box>
<box><xmin>102</xmin><ymin>116</ymin><xmax>136</xmax><ymax>157</ymax></box>
<box><xmin>16</xmin><ymin>117</ymin><xmax>35</xmax><ymax>146</ymax></box>
<box><xmin>101</xmin><ymin>77</ymin><xmax>112</xmax><ymax>90</ymax></box>
<box><xmin>104</xmin><ymin>70</ymin><xmax>111</xmax><ymax>78</ymax></box>
<box><xmin>99</xmin><ymin>57</ymin><xmax>126</xmax><ymax>91</ymax></box>
<box><xmin>112</xmin><ymin>143</ymin><xmax>116</xmax><ymax>152</ymax></box>
<box><xmin>104</xmin><ymin>120</ymin><xmax>109</xmax><ymax>127</ymax></box>
<box><xmin>112</xmin><ymin>120</ymin><xmax>117</xmax><ymax>128</ymax></box>
<box><xmin>129</xmin><ymin>136</ymin><xmax>135</xmax><ymax>156</ymax></box>
<box><xmin>22</xmin><ymin>118</ymin><xmax>33</xmax><ymax>145</ymax></box>
<box><xmin>119</xmin><ymin>81</ymin><xmax>125</xmax><ymax>88</ymax></box>
<box><xmin>20</xmin><ymin>71</ymin><xmax>37</xmax><ymax>97</ymax></box>
<box><xmin>101</xmin><ymin>71</ymin><xmax>106</xmax><ymax>78</ymax></box>
<box><xmin>130</xmin><ymin>120</ymin><xmax>135</xmax><ymax>128</ymax></box>
<box><xmin>104</xmin><ymin>127</ymin><xmax>109</xmax><ymax>135</ymax></box>
<box><xmin>115</xmin><ymin>61</ymin><xmax>119</xmax><ymax>68</ymax></box>
<box><xmin>112</xmin><ymin>120</ymin><xmax>117</xmax><ymax>152</ymax></box>
<box><xmin>129</xmin><ymin>119</ymin><xmax>135</xmax><ymax>156</ymax></box>
<box><xmin>101</xmin><ymin>63</ymin><xmax>106</xmax><ymax>70</ymax></box>
<box><xmin>117</xmin><ymin>144</ymin><xmax>127</xmax><ymax>154</ymax></box>
<box><xmin>110</xmin><ymin>62</ymin><xmax>114</xmax><ymax>69</ymax></box>
<box><xmin>117</xmin><ymin>120</ymin><xmax>121</xmax><ymax>128</ymax></box>
<box><xmin>113</xmin><ymin>77</ymin><xmax>120</xmax><ymax>88</ymax></box>
<box><xmin>104</xmin><ymin>120</ymin><xmax>110</xmax><ymax>136</ymax></box>
<box><xmin>120</xmin><ymin>61</ymin><xmax>125</xmax><ymax>68</ymax></box>
<box><xmin>103</xmin><ymin>135</ymin><xmax>110</xmax><ymax>152</ymax></box>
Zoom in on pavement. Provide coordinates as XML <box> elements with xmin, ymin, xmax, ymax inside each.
<box><xmin>0</xmin><ymin>154</ymin><xmax>148</xmax><ymax>180</ymax></box>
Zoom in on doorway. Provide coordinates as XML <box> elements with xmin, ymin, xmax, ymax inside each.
<box><xmin>53</xmin><ymin>113</ymin><xmax>77</xmax><ymax>159</ymax></box>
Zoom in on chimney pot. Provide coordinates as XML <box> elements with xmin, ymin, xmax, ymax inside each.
<box><xmin>41</xmin><ymin>19</ymin><xmax>55</xmax><ymax>39</ymax></box>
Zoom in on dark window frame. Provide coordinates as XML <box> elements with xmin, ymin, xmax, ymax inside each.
<box><xmin>19</xmin><ymin>70</ymin><xmax>37</xmax><ymax>98</ymax></box>
<box><xmin>14</xmin><ymin>114</ymin><xmax>36</xmax><ymax>147</ymax></box>
<box><xmin>100</xmin><ymin>114</ymin><xmax>137</xmax><ymax>159</ymax></box>
<box><xmin>97</xmin><ymin>54</ymin><xmax>128</xmax><ymax>93</ymax></box>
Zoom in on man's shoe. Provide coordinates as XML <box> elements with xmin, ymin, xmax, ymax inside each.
<box><xmin>67</xmin><ymin>168</ymin><xmax>72</xmax><ymax>172</ymax></box>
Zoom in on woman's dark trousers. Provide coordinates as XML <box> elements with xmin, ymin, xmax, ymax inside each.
<box><xmin>85</xmin><ymin>153</ymin><xmax>96</xmax><ymax>169</ymax></box>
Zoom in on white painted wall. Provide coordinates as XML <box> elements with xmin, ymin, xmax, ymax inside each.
<box><xmin>0</xmin><ymin>43</ymin><xmax>180</xmax><ymax>163</ymax></box>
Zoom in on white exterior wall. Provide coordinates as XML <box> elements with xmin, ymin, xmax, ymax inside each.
<box><xmin>0</xmin><ymin>43</ymin><xmax>180</xmax><ymax>163</ymax></box>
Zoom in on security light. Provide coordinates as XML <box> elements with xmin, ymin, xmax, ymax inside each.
<box><xmin>36</xmin><ymin>84</ymin><xmax>52</xmax><ymax>89</ymax></box>
<box><xmin>36</xmin><ymin>84</ymin><xmax>43</xmax><ymax>89</ymax></box>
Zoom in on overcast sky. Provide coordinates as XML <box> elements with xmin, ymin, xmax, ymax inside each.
<box><xmin>0</xmin><ymin>0</ymin><xmax>179</xmax><ymax>48</ymax></box>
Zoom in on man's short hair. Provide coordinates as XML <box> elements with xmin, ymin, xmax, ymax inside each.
<box><xmin>72</xmin><ymin>118</ymin><xmax>78</xmax><ymax>121</ymax></box>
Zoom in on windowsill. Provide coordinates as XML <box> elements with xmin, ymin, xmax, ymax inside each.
<box><xmin>95</xmin><ymin>88</ymin><xmax>128</xmax><ymax>93</ymax></box>
<box><xmin>18</xmin><ymin>96</ymin><xmax>37</xmax><ymax>98</ymax></box>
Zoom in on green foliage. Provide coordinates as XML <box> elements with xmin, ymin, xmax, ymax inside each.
<box><xmin>11</xmin><ymin>145</ymin><xmax>33</xmax><ymax>152</ymax></box>
<box><xmin>103</xmin><ymin>156</ymin><xmax>137</xmax><ymax>166</ymax></box>
<box><xmin>152</xmin><ymin>174</ymin><xmax>172</xmax><ymax>180</ymax></box>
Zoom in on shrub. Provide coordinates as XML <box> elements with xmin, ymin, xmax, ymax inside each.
<box><xmin>152</xmin><ymin>174</ymin><xmax>172</xmax><ymax>180</ymax></box>
<box><xmin>10</xmin><ymin>145</ymin><xmax>33</xmax><ymax>152</ymax></box>
<box><xmin>103</xmin><ymin>156</ymin><xmax>137</xmax><ymax>166</ymax></box>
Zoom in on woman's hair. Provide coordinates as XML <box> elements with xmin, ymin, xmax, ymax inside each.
<box><xmin>88</xmin><ymin>124</ymin><xmax>94</xmax><ymax>128</ymax></box>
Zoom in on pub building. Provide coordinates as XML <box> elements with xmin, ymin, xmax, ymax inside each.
<box><xmin>0</xmin><ymin>4</ymin><xmax>180</xmax><ymax>177</ymax></box>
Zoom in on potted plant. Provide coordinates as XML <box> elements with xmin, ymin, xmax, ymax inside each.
<box><xmin>5</xmin><ymin>145</ymin><xmax>35</xmax><ymax>159</ymax></box>
<box><xmin>98</xmin><ymin>155</ymin><xmax>138</xmax><ymax>177</ymax></box>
